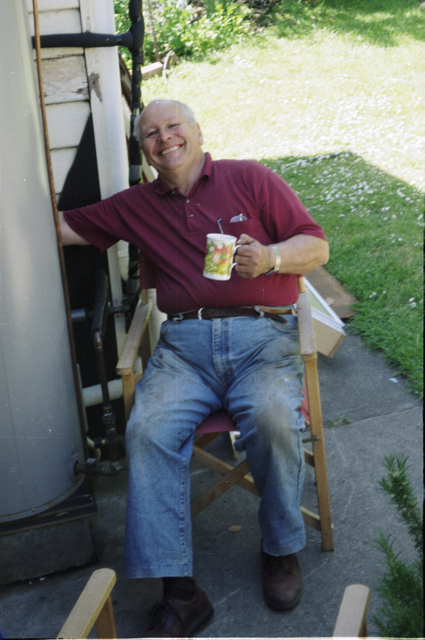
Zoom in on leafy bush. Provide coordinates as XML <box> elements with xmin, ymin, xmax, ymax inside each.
<box><xmin>374</xmin><ymin>455</ymin><xmax>423</xmax><ymax>638</ymax></box>
<box><xmin>114</xmin><ymin>0</ymin><xmax>252</xmax><ymax>64</ymax></box>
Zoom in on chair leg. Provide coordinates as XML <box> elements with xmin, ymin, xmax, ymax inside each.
<box><xmin>95</xmin><ymin>595</ymin><xmax>117</xmax><ymax>639</ymax></box>
<box><xmin>304</xmin><ymin>355</ymin><xmax>334</xmax><ymax>551</ymax></box>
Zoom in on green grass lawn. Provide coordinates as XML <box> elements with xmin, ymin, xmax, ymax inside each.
<box><xmin>139</xmin><ymin>0</ymin><xmax>424</xmax><ymax>396</ymax></box>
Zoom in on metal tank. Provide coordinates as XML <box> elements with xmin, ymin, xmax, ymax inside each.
<box><xmin>0</xmin><ymin>0</ymin><xmax>85</xmax><ymax>522</ymax></box>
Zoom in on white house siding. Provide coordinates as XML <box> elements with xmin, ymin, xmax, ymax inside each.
<box><xmin>26</xmin><ymin>0</ymin><xmax>130</xmax><ymax>371</ymax></box>
<box><xmin>26</xmin><ymin>0</ymin><xmax>90</xmax><ymax>198</ymax></box>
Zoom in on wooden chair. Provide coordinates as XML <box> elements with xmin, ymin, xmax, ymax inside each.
<box><xmin>333</xmin><ymin>584</ymin><xmax>371</xmax><ymax>638</ymax></box>
<box><xmin>57</xmin><ymin>568</ymin><xmax>117</xmax><ymax>639</ymax></box>
<box><xmin>57</xmin><ymin>570</ymin><xmax>368</xmax><ymax>639</ymax></box>
<box><xmin>116</xmin><ymin>274</ymin><xmax>334</xmax><ymax>551</ymax></box>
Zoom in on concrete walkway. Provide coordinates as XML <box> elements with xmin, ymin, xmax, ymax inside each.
<box><xmin>0</xmin><ymin>329</ymin><xmax>422</xmax><ymax>638</ymax></box>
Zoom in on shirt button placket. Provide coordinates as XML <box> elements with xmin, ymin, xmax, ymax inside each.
<box><xmin>186</xmin><ymin>198</ymin><xmax>196</xmax><ymax>228</ymax></box>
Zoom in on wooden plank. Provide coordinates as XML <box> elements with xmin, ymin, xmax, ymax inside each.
<box><xmin>301</xmin><ymin>506</ymin><xmax>321</xmax><ymax>531</ymax></box>
<box><xmin>27</xmin><ymin>8</ymin><xmax>82</xmax><ymax>37</ymax></box>
<box><xmin>38</xmin><ymin>47</ymin><xmax>84</xmax><ymax>60</ymax></box>
<box><xmin>333</xmin><ymin>584</ymin><xmax>371</xmax><ymax>638</ymax></box>
<box><xmin>311</xmin><ymin>309</ymin><xmax>346</xmax><ymax>358</ymax></box>
<box><xmin>51</xmin><ymin>147</ymin><xmax>78</xmax><ymax>194</ymax></box>
<box><xmin>42</xmin><ymin>56</ymin><xmax>89</xmax><ymax>104</ymax></box>
<box><xmin>46</xmin><ymin>101</ymin><xmax>90</xmax><ymax>149</ymax></box>
<box><xmin>116</xmin><ymin>301</ymin><xmax>153</xmax><ymax>376</ymax></box>
<box><xmin>296</xmin><ymin>290</ymin><xmax>317</xmax><ymax>356</ymax></box>
<box><xmin>80</xmin><ymin>0</ymin><xmax>130</xmax><ymax>357</ymax></box>
<box><xmin>95</xmin><ymin>595</ymin><xmax>117</xmax><ymax>639</ymax></box>
<box><xmin>305</xmin><ymin>357</ymin><xmax>334</xmax><ymax>551</ymax></box>
<box><xmin>191</xmin><ymin>458</ymin><xmax>254</xmax><ymax>516</ymax></box>
<box><xmin>304</xmin><ymin>276</ymin><xmax>346</xmax><ymax>358</ymax></box>
<box><xmin>308</xmin><ymin>266</ymin><xmax>358</xmax><ymax>319</ymax></box>
<box><xmin>192</xmin><ymin>446</ymin><xmax>259</xmax><ymax>496</ymax></box>
<box><xmin>27</xmin><ymin>0</ymin><xmax>79</xmax><ymax>11</ymax></box>
<box><xmin>57</xmin><ymin>568</ymin><xmax>117</xmax><ymax>639</ymax></box>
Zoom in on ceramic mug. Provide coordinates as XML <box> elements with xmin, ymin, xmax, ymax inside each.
<box><xmin>203</xmin><ymin>233</ymin><xmax>237</xmax><ymax>280</ymax></box>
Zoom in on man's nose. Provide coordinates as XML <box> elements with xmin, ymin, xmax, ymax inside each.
<box><xmin>158</xmin><ymin>127</ymin><xmax>172</xmax><ymax>142</ymax></box>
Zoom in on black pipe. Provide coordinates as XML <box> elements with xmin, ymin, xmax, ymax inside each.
<box><xmin>31</xmin><ymin>31</ymin><xmax>133</xmax><ymax>49</ymax></box>
<box><xmin>127</xmin><ymin>0</ymin><xmax>145</xmax><ymax>312</ymax></box>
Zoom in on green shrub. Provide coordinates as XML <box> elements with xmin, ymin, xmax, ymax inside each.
<box><xmin>114</xmin><ymin>0</ymin><xmax>252</xmax><ymax>64</ymax></box>
<box><xmin>374</xmin><ymin>455</ymin><xmax>423</xmax><ymax>638</ymax></box>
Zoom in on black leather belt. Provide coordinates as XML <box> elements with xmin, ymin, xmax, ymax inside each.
<box><xmin>167</xmin><ymin>306</ymin><xmax>294</xmax><ymax>322</ymax></box>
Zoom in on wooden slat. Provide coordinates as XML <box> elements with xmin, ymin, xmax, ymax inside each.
<box><xmin>46</xmin><ymin>101</ymin><xmax>90</xmax><ymax>150</ymax></box>
<box><xmin>301</xmin><ymin>506</ymin><xmax>321</xmax><ymax>531</ymax></box>
<box><xmin>57</xmin><ymin>568</ymin><xmax>117</xmax><ymax>639</ymax></box>
<box><xmin>51</xmin><ymin>147</ymin><xmax>78</xmax><ymax>194</ymax></box>
<box><xmin>191</xmin><ymin>458</ymin><xmax>255</xmax><ymax>516</ymax></box>
<box><xmin>304</xmin><ymin>447</ymin><xmax>314</xmax><ymax>466</ymax></box>
<box><xmin>95</xmin><ymin>595</ymin><xmax>117</xmax><ymax>640</ymax></box>
<box><xmin>27</xmin><ymin>0</ymin><xmax>79</xmax><ymax>11</ymax></box>
<box><xmin>42</xmin><ymin>56</ymin><xmax>89</xmax><ymax>104</ymax></box>
<box><xmin>116</xmin><ymin>301</ymin><xmax>153</xmax><ymax>376</ymax></box>
<box><xmin>192</xmin><ymin>447</ymin><xmax>259</xmax><ymax>497</ymax></box>
<box><xmin>296</xmin><ymin>280</ymin><xmax>317</xmax><ymax>356</ymax></box>
<box><xmin>333</xmin><ymin>584</ymin><xmax>371</xmax><ymax>638</ymax></box>
<box><xmin>305</xmin><ymin>357</ymin><xmax>334</xmax><ymax>551</ymax></box>
<box><xmin>27</xmin><ymin>8</ymin><xmax>82</xmax><ymax>37</ymax></box>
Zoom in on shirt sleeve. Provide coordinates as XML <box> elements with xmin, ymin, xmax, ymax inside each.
<box><xmin>63</xmin><ymin>193</ymin><xmax>128</xmax><ymax>252</ymax></box>
<box><xmin>256</xmin><ymin>166</ymin><xmax>326</xmax><ymax>243</ymax></box>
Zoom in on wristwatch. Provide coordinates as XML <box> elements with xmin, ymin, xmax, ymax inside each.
<box><xmin>265</xmin><ymin>244</ymin><xmax>281</xmax><ymax>276</ymax></box>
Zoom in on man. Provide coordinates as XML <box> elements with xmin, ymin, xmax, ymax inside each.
<box><xmin>60</xmin><ymin>99</ymin><xmax>329</xmax><ymax>637</ymax></box>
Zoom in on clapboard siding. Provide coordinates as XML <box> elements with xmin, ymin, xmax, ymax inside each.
<box><xmin>46</xmin><ymin>101</ymin><xmax>91</xmax><ymax>149</ymax></box>
<box><xmin>26</xmin><ymin>0</ymin><xmax>79</xmax><ymax>10</ymax></box>
<box><xmin>27</xmin><ymin>9</ymin><xmax>82</xmax><ymax>37</ymax></box>
<box><xmin>50</xmin><ymin>148</ymin><xmax>79</xmax><ymax>193</ymax></box>
<box><xmin>42</xmin><ymin>55</ymin><xmax>89</xmax><ymax>104</ymax></box>
<box><xmin>27</xmin><ymin>0</ymin><xmax>91</xmax><ymax>196</ymax></box>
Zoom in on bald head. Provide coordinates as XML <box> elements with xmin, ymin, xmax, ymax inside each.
<box><xmin>135</xmin><ymin>100</ymin><xmax>197</xmax><ymax>144</ymax></box>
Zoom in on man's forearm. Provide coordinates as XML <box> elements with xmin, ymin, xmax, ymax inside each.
<box><xmin>266</xmin><ymin>235</ymin><xmax>329</xmax><ymax>275</ymax></box>
<box><xmin>235</xmin><ymin>233</ymin><xmax>329</xmax><ymax>279</ymax></box>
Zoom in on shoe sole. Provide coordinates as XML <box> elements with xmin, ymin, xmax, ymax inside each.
<box><xmin>264</xmin><ymin>587</ymin><xmax>303</xmax><ymax>612</ymax></box>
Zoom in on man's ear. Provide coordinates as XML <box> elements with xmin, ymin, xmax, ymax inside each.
<box><xmin>196</xmin><ymin>123</ymin><xmax>203</xmax><ymax>145</ymax></box>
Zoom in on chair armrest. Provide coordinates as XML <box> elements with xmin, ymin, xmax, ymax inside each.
<box><xmin>57</xmin><ymin>568</ymin><xmax>117</xmax><ymax>639</ymax></box>
<box><xmin>333</xmin><ymin>584</ymin><xmax>371</xmax><ymax>638</ymax></box>
<box><xmin>296</xmin><ymin>276</ymin><xmax>316</xmax><ymax>357</ymax></box>
<box><xmin>116</xmin><ymin>299</ymin><xmax>153</xmax><ymax>376</ymax></box>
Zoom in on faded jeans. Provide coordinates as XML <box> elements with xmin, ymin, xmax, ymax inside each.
<box><xmin>124</xmin><ymin>315</ymin><xmax>306</xmax><ymax>578</ymax></box>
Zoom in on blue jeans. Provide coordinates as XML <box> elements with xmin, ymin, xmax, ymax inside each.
<box><xmin>124</xmin><ymin>315</ymin><xmax>306</xmax><ymax>578</ymax></box>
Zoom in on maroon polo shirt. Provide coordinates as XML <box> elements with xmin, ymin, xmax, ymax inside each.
<box><xmin>63</xmin><ymin>153</ymin><xmax>326</xmax><ymax>313</ymax></box>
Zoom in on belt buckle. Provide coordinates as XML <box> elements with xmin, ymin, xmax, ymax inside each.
<box><xmin>197</xmin><ymin>308</ymin><xmax>204</xmax><ymax>320</ymax></box>
<box><xmin>253</xmin><ymin>306</ymin><xmax>265</xmax><ymax>319</ymax></box>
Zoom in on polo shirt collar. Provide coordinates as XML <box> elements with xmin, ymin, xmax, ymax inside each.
<box><xmin>154</xmin><ymin>152</ymin><xmax>212</xmax><ymax>195</ymax></box>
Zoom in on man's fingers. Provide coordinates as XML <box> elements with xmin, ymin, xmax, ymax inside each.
<box><xmin>236</xmin><ymin>233</ymin><xmax>255</xmax><ymax>246</ymax></box>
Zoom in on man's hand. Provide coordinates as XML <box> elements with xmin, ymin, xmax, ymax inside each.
<box><xmin>234</xmin><ymin>233</ymin><xmax>329</xmax><ymax>280</ymax></box>
<box><xmin>234</xmin><ymin>234</ymin><xmax>274</xmax><ymax>279</ymax></box>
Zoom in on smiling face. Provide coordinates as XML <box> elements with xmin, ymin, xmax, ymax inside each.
<box><xmin>139</xmin><ymin>101</ymin><xmax>204</xmax><ymax>183</ymax></box>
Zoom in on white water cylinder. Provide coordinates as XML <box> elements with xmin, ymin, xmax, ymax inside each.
<box><xmin>0</xmin><ymin>0</ymin><xmax>85</xmax><ymax>522</ymax></box>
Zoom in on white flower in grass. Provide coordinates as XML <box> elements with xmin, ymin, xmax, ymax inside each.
<box><xmin>369</xmin><ymin>292</ymin><xmax>377</xmax><ymax>299</ymax></box>
<box><xmin>409</xmin><ymin>298</ymin><xmax>417</xmax><ymax>308</ymax></box>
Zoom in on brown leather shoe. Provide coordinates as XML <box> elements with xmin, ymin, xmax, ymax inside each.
<box><xmin>261</xmin><ymin>548</ymin><xmax>303</xmax><ymax>611</ymax></box>
<box><xmin>143</xmin><ymin>586</ymin><xmax>214</xmax><ymax>637</ymax></box>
